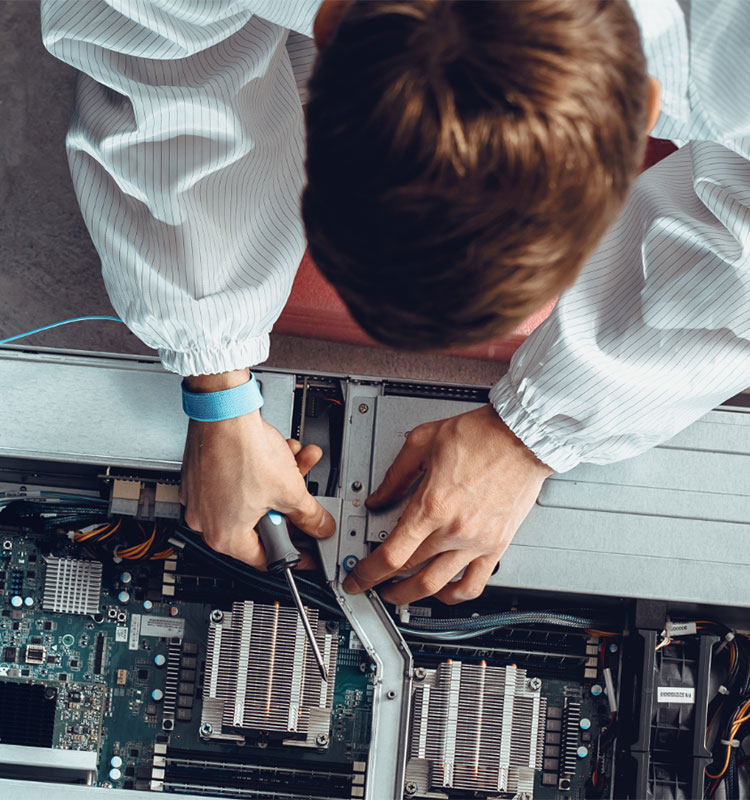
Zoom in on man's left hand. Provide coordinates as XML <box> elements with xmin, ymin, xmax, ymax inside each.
<box><xmin>342</xmin><ymin>404</ymin><xmax>552</xmax><ymax>604</ymax></box>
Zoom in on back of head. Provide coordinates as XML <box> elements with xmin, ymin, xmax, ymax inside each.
<box><xmin>302</xmin><ymin>0</ymin><xmax>649</xmax><ymax>350</ymax></box>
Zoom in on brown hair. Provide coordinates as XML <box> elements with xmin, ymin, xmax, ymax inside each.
<box><xmin>302</xmin><ymin>0</ymin><xmax>649</xmax><ymax>350</ymax></box>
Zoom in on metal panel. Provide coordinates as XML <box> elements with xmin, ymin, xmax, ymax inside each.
<box><xmin>0</xmin><ymin>349</ymin><xmax>295</xmax><ymax>470</ymax></box>
<box><xmin>365</xmin><ymin>395</ymin><xmax>750</xmax><ymax>608</ymax></box>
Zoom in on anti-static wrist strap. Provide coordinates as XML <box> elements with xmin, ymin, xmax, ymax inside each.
<box><xmin>181</xmin><ymin>373</ymin><xmax>264</xmax><ymax>422</ymax></box>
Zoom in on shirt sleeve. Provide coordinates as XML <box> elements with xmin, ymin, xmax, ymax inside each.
<box><xmin>41</xmin><ymin>0</ymin><xmax>321</xmax><ymax>375</ymax></box>
<box><xmin>491</xmin><ymin>0</ymin><xmax>750</xmax><ymax>472</ymax></box>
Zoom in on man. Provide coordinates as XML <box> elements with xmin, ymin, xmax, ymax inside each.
<box><xmin>42</xmin><ymin>1</ymin><xmax>750</xmax><ymax>605</ymax></box>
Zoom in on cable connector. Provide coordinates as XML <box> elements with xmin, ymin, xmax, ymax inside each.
<box><xmin>718</xmin><ymin>684</ymin><xmax>730</xmax><ymax>695</ymax></box>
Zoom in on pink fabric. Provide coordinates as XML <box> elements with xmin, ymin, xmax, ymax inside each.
<box><xmin>275</xmin><ymin>138</ymin><xmax>678</xmax><ymax>361</ymax></box>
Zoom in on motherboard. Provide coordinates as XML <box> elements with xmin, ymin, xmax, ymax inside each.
<box><xmin>0</xmin><ymin>523</ymin><xmax>373</xmax><ymax>798</ymax></box>
<box><xmin>0</xmin><ymin>506</ymin><xmax>623</xmax><ymax>800</ymax></box>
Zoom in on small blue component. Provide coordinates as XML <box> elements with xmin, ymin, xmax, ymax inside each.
<box><xmin>342</xmin><ymin>555</ymin><xmax>359</xmax><ymax>572</ymax></box>
<box><xmin>267</xmin><ymin>510</ymin><xmax>283</xmax><ymax>525</ymax></box>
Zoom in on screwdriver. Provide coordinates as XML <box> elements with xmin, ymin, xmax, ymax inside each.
<box><xmin>257</xmin><ymin>510</ymin><xmax>329</xmax><ymax>683</ymax></box>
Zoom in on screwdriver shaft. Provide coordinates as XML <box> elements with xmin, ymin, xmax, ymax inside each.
<box><xmin>284</xmin><ymin>567</ymin><xmax>329</xmax><ymax>683</ymax></box>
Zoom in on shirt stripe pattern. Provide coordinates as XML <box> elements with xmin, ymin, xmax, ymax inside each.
<box><xmin>491</xmin><ymin>0</ymin><xmax>750</xmax><ymax>470</ymax></box>
<box><xmin>41</xmin><ymin>0</ymin><xmax>322</xmax><ymax>375</ymax></box>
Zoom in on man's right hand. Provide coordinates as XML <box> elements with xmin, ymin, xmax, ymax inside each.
<box><xmin>179</xmin><ymin>369</ymin><xmax>336</xmax><ymax>568</ymax></box>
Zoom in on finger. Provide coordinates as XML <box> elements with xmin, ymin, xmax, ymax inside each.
<box><xmin>286</xmin><ymin>438</ymin><xmax>303</xmax><ymax>456</ymax></box>
<box><xmin>281</xmin><ymin>488</ymin><xmax>336</xmax><ymax>539</ymax></box>
<box><xmin>342</xmin><ymin>500</ymin><xmax>435</xmax><ymax>594</ymax></box>
<box><xmin>366</xmin><ymin>430</ymin><xmax>430</xmax><ymax>509</ymax></box>
<box><xmin>379</xmin><ymin>550</ymin><xmax>471</xmax><ymax>605</ymax></box>
<box><xmin>294</xmin><ymin>443</ymin><xmax>323</xmax><ymax>478</ymax></box>
<box><xmin>434</xmin><ymin>553</ymin><xmax>499</xmax><ymax>605</ymax></box>
<box><xmin>395</xmin><ymin>532</ymin><xmax>452</xmax><ymax>575</ymax></box>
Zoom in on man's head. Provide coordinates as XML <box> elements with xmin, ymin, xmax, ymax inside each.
<box><xmin>302</xmin><ymin>0</ymin><xmax>654</xmax><ymax>350</ymax></box>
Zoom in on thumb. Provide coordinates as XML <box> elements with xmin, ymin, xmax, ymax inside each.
<box><xmin>282</xmin><ymin>488</ymin><xmax>336</xmax><ymax>539</ymax></box>
<box><xmin>366</xmin><ymin>432</ymin><xmax>429</xmax><ymax>509</ymax></box>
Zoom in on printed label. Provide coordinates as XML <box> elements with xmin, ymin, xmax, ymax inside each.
<box><xmin>115</xmin><ymin>626</ymin><xmax>128</xmax><ymax>642</ymax></box>
<box><xmin>657</xmin><ymin>686</ymin><xmax>695</xmax><ymax>704</ymax></box>
<box><xmin>128</xmin><ymin>614</ymin><xmax>142</xmax><ymax>650</ymax></box>
<box><xmin>140</xmin><ymin>614</ymin><xmax>185</xmax><ymax>639</ymax></box>
<box><xmin>666</xmin><ymin>621</ymin><xmax>697</xmax><ymax>637</ymax></box>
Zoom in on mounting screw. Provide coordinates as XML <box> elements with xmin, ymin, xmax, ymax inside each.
<box><xmin>352</xmin><ymin>500</ymin><xmax>361</xmax><ymax>507</ymax></box>
<box><xmin>528</xmin><ymin>677</ymin><xmax>542</xmax><ymax>691</ymax></box>
<box><xmin>358</xmin><ymin>403</ymin><xmax>369</xmax><ymax>414</ymax></box>
<box><xmin>315</xmin><ymin>733</ymin><xmax>330</xmax><ymax>747</ymax></box>
<box><xmin>199</xmin><ymin>723</ymin><xmax>213</xmax><ymax>739</ymax></box>
<box><xmin>404</xmin><ymin>780</ymin><xmax>418</xmax><ymax>796</ymax></box>
<box><xmin>210</xmin><ymin>609</ymin><xmax>224</xmax><ymax>623</ymax></box>
<box><xmin>351</xmin><ymin>481</ymin><xmax>363</xmax><ymax>492</ymax></box>
<box><xmin>413</xmin><ymin>667</ymin><xmax>427</xmax><ymax>681</ymax></box>
<box><xmin>378</xmin><ymin>531</ymin><xmax>388</xmax><ymax>541</ymax></box>
<box><xmin>386</xmin><ymin>690</ymin><xmax>397</xmax><ymax>700</ymax></box>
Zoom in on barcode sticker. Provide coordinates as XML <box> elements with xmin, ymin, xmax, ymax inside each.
<box><xmin>115</xmin><ymin>626</ymin><xmax>128</xmax><ymax>642</ymax></box>
<box><xmin>657</xmin><ymin>686</ymin><xmax>695</xmax><ymax>704</ymax></box>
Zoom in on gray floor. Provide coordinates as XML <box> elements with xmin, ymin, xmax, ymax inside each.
<box><xmin>0</xmin><ymin>1</ymin><xmax>505</xmax><ymax>387</ymax></box>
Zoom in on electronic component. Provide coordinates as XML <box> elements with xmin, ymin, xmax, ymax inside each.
<box><xmin>407</xmin><ymin>661</ymin><xmax>547</xmax><ymax>797</ymax></box>
<box><xmin>42</xmin><ymin>556</ymin><xmax>102</xmax><ymax>616</ymax></box>
<box><xmin>24</xmin><ymin>645</ymin><xmax>45</xmax><ymax>665</ymax></box>
<box><xmin>0</xmin><ymin>682</ymin><xmax>56</xmax><ymax>748</ymax></box>
<box><xmin>202</xmin><ymin>600</ymin><xmax>338</xmax><ymax>744</ymax></box>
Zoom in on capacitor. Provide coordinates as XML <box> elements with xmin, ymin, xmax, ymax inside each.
<box><xmin>108</xmin><ymin>768</ymin><xmax>122</xmax><ymax>781</ymax></box>
<box><xmin>577</xmin><ymin>745</ymin><xmax>589</xmax><ymax>759</ymax></box>
<box><xmin>110</xmin><ymin>756</ymin><xmax>123</xmax><ymax>769</ymax></box>
<box><xmin>117</xmin><ymin>591</ymin><xmax>130</xmax><ymax>604</ymax></box>
<box><xmin>23</xmin><ymin>596</ymin><xmax>34</xmax><ymax>607</ymax></box>
<box><xmin>580</xmin><ymin>718</ymin><xmax>592</xmax><ymax>731</ymax></box>
<box><xmin>608</xmin><ymin>642</ymin><xmax>618</xmax><ymax>653</ymax></box>
<box><xmin>119</xmin><ymin>571</ymin><xmax>132</xmax><ymax>585</ymax></box>
<box><xmin>10</xmin><ymin>595</ymin><xmax>23</xmax><ymax>608</ymax></box>
<box><xmin>154</xmin><ymin>654</ymin><xmax>166</xmax><ymax>668</ymax></box>
<box><xmin>142</xmin><ymin>600</ymin><xmax>153</xmax><ymax>612</ymax></box>
<box><xmin>151</xmin><ymin>689</ymin><xmax>164</xmax><ymax>702</ymax></box>
<box><xmin>591</xmin><ymin>684</ymin><xmax>603</xmax><ymax>697</ymax></box>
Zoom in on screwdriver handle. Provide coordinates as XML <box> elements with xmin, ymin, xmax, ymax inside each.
<box><xmin>257</xmin><ymin>510</ymin><xmax>301</xmax><ymax>574</ymax></box>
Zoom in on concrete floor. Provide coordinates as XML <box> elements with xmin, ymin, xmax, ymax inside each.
<box><xmin>0</xmin><ymin>1</ymin><xmax>505</xmax><ymax>388</ymax></box>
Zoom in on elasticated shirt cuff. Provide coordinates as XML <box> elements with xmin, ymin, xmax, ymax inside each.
<box><xmin>489</xmin><ymin>375</ymin><xmax>581</xmax><ymax>474</ymax></box>
<box><xmin>158</xmin><ymin>334</ymin><xmax>270</xmax><ymax>377</ymax></box>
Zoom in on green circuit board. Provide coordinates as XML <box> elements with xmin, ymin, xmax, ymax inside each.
<box><xmin>0</xmin><ymin>527</ymin><xmax>373</xmax><ymax>797</ymax></box>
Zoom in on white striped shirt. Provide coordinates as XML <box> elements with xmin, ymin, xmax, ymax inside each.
<box><xmin>42</xmin><ymin>1</ymin><xmax>750</xmax><ymax>470</ymax></box>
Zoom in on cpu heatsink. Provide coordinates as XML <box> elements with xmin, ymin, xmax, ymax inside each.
<box><xmin>408</xmin><ymin>661</ymin><xmax>547</xmax><ymax>797</ymax></box>
<box><xmin>42</xmin><ymin>556</ymin><xmax>102</xmax><ymax>616</ymax></box>
<box><xmin>202</xmin><ymin>601</ymin><xmax>338</xmax><ymax>744</ymax></box>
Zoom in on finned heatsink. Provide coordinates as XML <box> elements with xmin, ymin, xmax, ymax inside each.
<box><xmin>202</xmin><ymin>601</ymin><xmax>338</xmax><ymax>744</ymax></box>
<box><xmin>408</xmin><ymin>661</ymin><xmax>547</xmax><ymax>797</ymax></box>
<box><xmin>42</xmin><ymin>556</ymin><xmax>102</xmax><ymax>616</ymax></box>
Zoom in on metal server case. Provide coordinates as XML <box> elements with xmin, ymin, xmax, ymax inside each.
<box><xmin>0</xmin><ymin>345</ymin><xmax>749</xmax><ymax>800</ymax></box>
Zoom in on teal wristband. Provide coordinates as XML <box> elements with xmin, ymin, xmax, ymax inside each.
<box><xmin>181</xmin><ymin>373</ymin><xmax>264</xmax><ymax>422</ymax></box>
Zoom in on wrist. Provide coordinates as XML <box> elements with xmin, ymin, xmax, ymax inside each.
<box><xmin>483</xmin><ymin>404</ymin><xmax>554</xmax><ymax>478</ymax></box>
<box><xmin>183</xmin><ymin>368</ymin><xmax>250</xmax><ymax>393</ymax></box>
